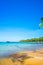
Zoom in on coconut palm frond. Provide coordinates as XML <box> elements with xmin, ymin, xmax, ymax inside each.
<box><xmin>39</xmin><ymin>22</ymin><xmax>43</xmax><ymax>28</ymax></box>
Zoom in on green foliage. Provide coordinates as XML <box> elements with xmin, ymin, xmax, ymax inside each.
<box><xmin>39</xmin><ymin>17</ymin><xmax>43</xmax><ymax>28</ymax></box>
<box><xmin>20</xmin><ymin>37</ymin><xmax>43</xmax><ymax>42</ymax></box>
<box><xmin>41</xmin><ymin>17</ymin><xmax>43</xmax><ymax>22</ymax></box>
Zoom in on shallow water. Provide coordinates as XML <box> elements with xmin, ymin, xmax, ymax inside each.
<box><xmin>0</xmin><ymin>42</ymin><xmax>43</xmax><ymax>58</ymax></box>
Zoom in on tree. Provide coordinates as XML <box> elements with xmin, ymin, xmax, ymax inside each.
<box><xmin>39</xmin><ymin>17</ymin><xmax>43</xmax><ymax>28</ymax></box>
<box><xmin>41</xmin><ymin>18</ymin><xmax>43</xmax><ymax>22</ymax></box>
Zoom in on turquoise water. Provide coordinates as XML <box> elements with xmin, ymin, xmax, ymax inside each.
<box><xmin>0</xmin><ymin>42</ymin><xmax>43</xmax><ymax>58</ymax></box>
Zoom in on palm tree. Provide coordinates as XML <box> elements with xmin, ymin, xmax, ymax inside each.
<box><xmin>39</xmin><ymin>17</ymin><xmax>43</xmax><ymax>28</ymax></box>
<box><xmin>41</xmin><ymin>18</ymin><xmax>43</xmax><ymax>22</ymax></box>
<box><xmin>38</xmin><ymin>18</ymin><xmax>43</xmax><ymax>42</ymax></box>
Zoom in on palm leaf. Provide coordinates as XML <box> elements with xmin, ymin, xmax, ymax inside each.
<box><xmin>39</xmin><ymin>22</ymin><xmax>43</xmax><ymax>28</ymax></box>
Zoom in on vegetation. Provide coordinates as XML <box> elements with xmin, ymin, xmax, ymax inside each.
<box><xmin>41</xmin><ymin>17</ymin><xmax>43</xmax><ymax>22</ymax></box>
<box><xmin>20</xmin><ymin>37</ymin><xmax>43</xmax><ymax>42</ymax></box>
<box><xmin>39</xmin><ymin>17</ymin><xmax>43</xmax><ymax>28</ymax></box>
<box><xmin>20</xmin><ymin>17</ymin><xmax>43</xmax><ymax>42</ymax></box>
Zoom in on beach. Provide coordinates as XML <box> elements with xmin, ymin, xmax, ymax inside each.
<box><xmin>0</xmin><ymin>49</ymin><xmax>43</xmax><ymax>65</ymax></box>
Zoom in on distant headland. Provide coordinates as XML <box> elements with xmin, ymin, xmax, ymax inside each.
<box><xmin>20</xmin><ymin>37</ymin><xmax>43</xmax><ymax>42</ymax></box>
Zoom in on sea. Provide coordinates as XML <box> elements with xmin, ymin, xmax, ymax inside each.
<box><xmin>0</xmin><ymin>42</ymin><xmax>43</xmax><ymax>58</ymax></box>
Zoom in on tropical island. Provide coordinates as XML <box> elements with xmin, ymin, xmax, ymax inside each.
<box><xmin>0</xmin><ymin>0</ymin><xmax>43</xmax><ymax>65</ymax></box>
<box><xmin>20</xmin><ymin>37</ymin><xmax>43</xmax><ymax>42</ymax></box>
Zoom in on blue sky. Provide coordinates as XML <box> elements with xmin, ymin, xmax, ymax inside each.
<box><xmin>0</xmin><ymin>0</ymin><xmax>43</xmax><ymax>41</ymax></box>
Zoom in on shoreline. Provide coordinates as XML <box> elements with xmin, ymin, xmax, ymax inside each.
<box><xmin>0</xmin><ymin>48</ymin><xmax>43</xmax><ymax>59</ymax></box>
<box><xmin>0</xmin><ymin>49</ymin><xmax>43</xmax><ymax>65</ymax></box>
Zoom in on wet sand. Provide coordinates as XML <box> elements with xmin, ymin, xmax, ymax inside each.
<box><xmin>0</xmin><ymin>49</ymin><xmax>43</xmax><ymax>65</ymax></box>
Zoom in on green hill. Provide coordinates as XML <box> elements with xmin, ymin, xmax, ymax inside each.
<box><xmin>20</xmin><ymin>37</ymin><xmax>43</xmax><ymax>42</ymax></box>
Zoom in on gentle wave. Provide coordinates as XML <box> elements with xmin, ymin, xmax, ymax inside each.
<box><xmin>0</xmin><ymin>42</ymin><xmax>43</xmax><ymax>58</ymax></box>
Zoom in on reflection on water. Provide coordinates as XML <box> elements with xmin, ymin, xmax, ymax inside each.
<box><xmin>0</xmin><ymin>42</ymin><xmax>43</xmax><ymax>58</ymax></box>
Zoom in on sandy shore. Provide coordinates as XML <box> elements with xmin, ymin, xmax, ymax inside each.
<box><xmin>0</xmin><ymin>49</ymin><xmax>43</xmax><ymax>65</ymax></box>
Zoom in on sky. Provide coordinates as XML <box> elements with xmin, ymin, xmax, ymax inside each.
<box><xmin>0</xmin><ymin>0</ymin><xmax>43</xmax><ymax>42</ymax></box>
